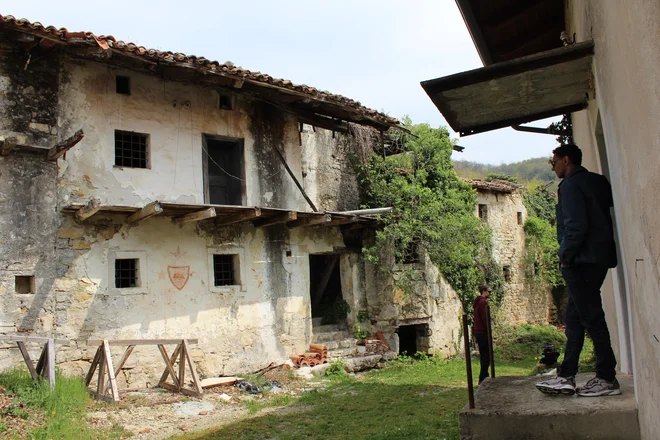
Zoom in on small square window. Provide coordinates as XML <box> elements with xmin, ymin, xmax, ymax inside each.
<box><xmin>116</xmin><ymin>76</ymin><xmax>130</xmax><ymax>95</ymax></box>
<box><xmin>115</xmin><ymin>130</ymin><xmax>149</xmax><ymax>168</ymax></box>
<box><xmin>503</xmin><ymin>265</ymin><xmax>512</xmax><ymax>283</ymax></box>
<box><xmin>219</xmin><ymin>94</ymin><xmax>233</xmax><ymax>110</ymax></box>
<box><xmin>478</xmin><ymin>204</ymin><xmax>488</xmax><ymax>221</ymax></box>
<box><xmin>115</xmin><ymin>259</ymin><xmax>139</xmax><ymax>288</ymax></box>
<box><xmin>397</xmin><ymin>241</ymin><xmax>421</xmax><ymax>264</ymax></box>
<box><xmin>517</xmin><ymin>212</ymin><xmax>524</xmax><ymax>225</ymax></box>
<box><xmin>213</xmin><ymin>254</ymin><xmax>238</xmax><ymax>286</ymax></box>
<box><xmin>15</xmin><ymin>276</ymin><xmax>35</xmax><ymax>294</ymax></box>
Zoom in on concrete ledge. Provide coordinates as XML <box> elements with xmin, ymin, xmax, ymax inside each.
<box><xmin>460</xmin><ymin>374</ymin><xmax>639</xmax><ymax>440</ymax></box>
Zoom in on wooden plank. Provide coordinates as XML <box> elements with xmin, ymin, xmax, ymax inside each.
<box><xmin>16</xmin><ymin>342</ymin><xmax>39</xmax><ymax>381</ymax></box>
<box><xmin>214</xmin><ymin>208</ymin><xmax>262</xmax><ymax>227</ymax></box>
<box><xmin>157</xmin><ymin>344</ymin><xmax>181</xmax><ymax>389</ymax></box>
<box><xmin>287</xmin><ymin>214</ymin><xmax>331</xmax><ymax>228</ymax></box>
<box><xmin>268</xmin><ymin>143</ymin><xmax>318</xmax><ymax>212</ymax></box>
<box><xmin>113</xmin><ymin>345</ymin><xmax>135</xmax><ymax>378</ymax></box>
<box><xmin>158</xmin><ymin>382</ymin><xmax>179</xmax><ymax>393</ymax></box>
<box><xmin>311</xmin><ymin>256</ymin><xmax>339</xmax><ymax>310</ymax></box>
<box><xmin>127</xmin><ymin>201</ymin><xmax>163</xmax><ymax>224</ymax></box>
<box><xmin>87</xmin><ymin>339</ymin><xmax>198</xmax><ymax>346</ymax></box>
<box><xmin>317</xmin><ymin>216</ymin><xmax>359</xmax><ymax>227</ymax></box>
<box><xmin>200</xmin><ymin>377</ymin><xmax>239</xmax><ymax>388</ymax></box>
<box><xmin>296</xmin><ymin>112</ymin><xmax>349</xmax><ymax>134</ymax></box>
<box><xmin>85</xmin><ymin>345</ymin><xmax>102</xmax><ymax>386</ymax></box>
<box><xmin>0</xmin><ymin>136</ymin><xmax>17</xmax><ymax>156</ymax></box>
<box><xmin>158</xmin><ymin>344</ymin><xmax>182</xmax><ymax>386</ymax></box>
<box><xmin>46</xmin><ymin>339</ymin><xmax>56</xmax><ymax>390</ymax></box>
<box><xmin>35</xmin><ymin>344</ymin><xmax>47</xmax><ymax>376</ymax></box>
<box><xmin>180</xmin><ymin>388</ymin><xmax>203</xmax><ymax>398</ymax></box>
<box><xmin>75</xmin><ymin>198</ymin><xmax>101</xmax><ymax>222</ymax></box>
<box><xmin>183</xmin><ymin>340</ymin><xmax>203</xmax><ymax>395</ymax></box>
<box><xmin>178</xmin><ymin>342</ymin><xmax>185</xmax><ymax>389</ymax></box>
<box><xmin>0</xmin><ymin>335</ymin><xmax>69</xmax><ymax>345</ymax></box>
<box><xmin>253</xmin><ymin>211</ymin><xmax>297</xmax><ymax>228</ymax></box>
<box><xmin>47</xmin><ymin>129</ymin><xmax>84</xmax><ymax>161</ymax></box>
<box><xmin>102</xmin><ymin>340</ymin><xmax>120</xmax><ymax>402</ymax></box>
<box><xmin>96</xmin><ymin>345</ymin><xmax>107</xmax><ymax>397</ymax></box>
<box><xmin>174</xmin><ymin>207</ymin><xmax>216</xmax><ymax>225</ymax></box>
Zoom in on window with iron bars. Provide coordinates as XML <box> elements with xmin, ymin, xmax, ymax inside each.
<box><xmin>213</xmin><ymin>254</ymin><xmax>238</xmax><ymax>286</ymax></box>
<box><xmin>115</xmin><ymin>130</ymin><xmax>149</xmax><ymax>168</ymax></box>
<box><xmin>115</xmin><ymin>258</ymin><xmax>139</xmax><ymax>288</ymax></box>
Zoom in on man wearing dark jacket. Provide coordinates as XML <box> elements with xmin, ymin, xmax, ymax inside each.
<box><xmin>473</xmin><ymin>285</ymin><xmax>491</xmax><ymax>384</ymax></box>
<box><xmin>536</xmin><ymin>144</ymin><xmax>620</xmax><ymax>397</ymax></box>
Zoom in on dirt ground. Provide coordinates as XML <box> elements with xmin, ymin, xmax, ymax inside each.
<box><xmin>86</xmin><ymin>367</ymin><xmax>322</xmax><ymax>439</ymax></box>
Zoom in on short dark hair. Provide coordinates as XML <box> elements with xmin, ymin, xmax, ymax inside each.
<box><xmin>479</xmin><ymin>285</ymin><xmax>491</xmax><ymax>293</ymax></box>
<box><xmin>552</xmin><ymin>144</ymin><xmax>582</xmax><ymax>166</ymax></box>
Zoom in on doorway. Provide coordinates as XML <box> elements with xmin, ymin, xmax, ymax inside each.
<box><xmin>203</xmin><ymin>135</ymin><xmax>245</xmax><ymax>205</ymax></box>
<box><xmin>309</xmin><ymin>255</ymin><xmax>344</xmax><ymax>324</ymax></box>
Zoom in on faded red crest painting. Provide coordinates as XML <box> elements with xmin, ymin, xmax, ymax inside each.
<box><xmin>167</xmin><ymin>266</ymin><xmax>190</xmax><ymax>290</ymax></box>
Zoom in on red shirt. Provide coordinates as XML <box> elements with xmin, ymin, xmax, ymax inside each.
<box><xmin>473</xmin><ymin>295</ymin><xmax>489</xmax><ymax>334</ymax></box>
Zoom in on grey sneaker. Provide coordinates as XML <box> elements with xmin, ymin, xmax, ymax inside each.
<box><xmin>535</xmin><ymin>375</ymin><xmax>576</xmax><ymax>396</ymax></box>
<box><xmin>577</xmin><ymin>377</ymin><xmax>621</xmax><ymax>397</ymax></box>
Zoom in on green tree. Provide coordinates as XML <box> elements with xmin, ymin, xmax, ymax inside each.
<box><xmin>356</xmin><ymin>122</ymin><xmax>502</xmax><ymax>312</ymax></box>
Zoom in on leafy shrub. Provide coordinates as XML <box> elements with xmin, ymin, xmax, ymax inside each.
<box><xmin>325</xmin><ymin>361</ymin><xmax>347</xmax><ymax>376</ymax></box>
<box><xmin>353</xmin><ymin>326</ymin><xmax>370</xmax><ymax>340</ymax></box>
<box><xmin>493</xmin><ymin>323</ymin><xmax>567</xmax><ymax>361</ymax></box>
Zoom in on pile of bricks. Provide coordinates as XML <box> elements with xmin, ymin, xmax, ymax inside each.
<box><xmin>290</xmin><ymin>343</ymin><xmax>329</xmax><ymax>367</ymax></box>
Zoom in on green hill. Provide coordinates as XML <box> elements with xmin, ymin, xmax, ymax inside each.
<box><xmin>453</xmin><ymin>157</ymin><xmax>558</xmax><ymax>186</ymax></box>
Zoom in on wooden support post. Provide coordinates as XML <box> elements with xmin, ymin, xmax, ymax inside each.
<box><xmin>0</xmin><ymin>137</ymin><xmax>17</xmax><ymax>156</ymax></box>
<box><xmin>463</xmin><ymin>314</ymin><xmax>475</xmax><ymax>409</ymax></box>
<box><xmin>35</xmin><ymin>344</ymin><xmax>47</xmax><ymax>377</ymax></box>
<box><xmin>85</xmin><ymin>345</ymin><xmax>102</xmax><ymax>386</ymax></box>
<box><xmin>174</xmin><ymin>207</ymin><xmax>216</xmax><ymax>225</ymax></box>
<box><xmin>214</xmin><ymin>208</ymin><xmax>262</xmax><ymax>227</ymax></box>
<box><xmin>157</xmin><ymin>344</ymin><xmax>181</xmax><ymax>389</ymax></box>
<box><xmin>287</xmin><ymin>214</ymin><xmax>332</xmax><ymax>228</ymax></box>
<box><xmin>16</xmin><ymin>342</ymin><xmax>39</xmax><ymax>381</ymax></box>
<box><xmin>102</xmin><ymin>340</ymin><xmax>119</xmax><ymax>402</ymax></box>
<box><xmin>75</xmin><ymin>198</ymin><xmax>101</xmax><ymax>222</ymax></box>
<box><xmin>179</xmin><ymin>342</ymin><xmax>186</xmax><ymax>390</ymax></box>
<box><xmin>158</xmin><ymin>344</ymin><xmax>182</xmax><ymax>387</ymax></box>
<box><xmin>253</xmin><ymin>211</ymin><xmax>297</xmax><ymax>228</ymax></box>
<box><xmin>127</xmin><ymin>201</ymin><xmax>163</xmax><ymax>224</ymax></box>
<box><xmin>183</xmin><ymin>340</ymin><xmax>203</xmax><ymax>397</ymax></box>
<box><xmin>48</xmin><ymin>129</ymin><xmax>84</xmax><ymax>161</ymax></box>
<box><xmin>269</xmin><ymin>143</ymin><xmax>318</xmax><ymax>212</ymax></box>
<box><xmin>114</xmin><ymin>345</ymin><xmax>135</xmax><ymax>378</ymax></box>
<box><xmin>46</xmin><ymin>339</ymin><xmax>55</xmax><ymax>390</ymax></box>
<box><xmin>96</xmin><ymin>345</ymin><xmax>107</xmax><ymax>397</ymax></box>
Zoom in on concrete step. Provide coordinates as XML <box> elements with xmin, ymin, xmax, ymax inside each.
<box><xmin>311</xmin><ymin>317</ymin><xmax>323</xmax><ymax>327</ymax></box>
<box><xmin>460</xmin><ymin>373</ymin><xmax>639</xmax><ymax>440</ymax></box>
<box><xmin>324</xmin><ymin>338</ymin><xmax>357</xmax><ymax>350</ymax></box>
<box><xmin>312</xmin><ymin>331</ymin><xmax>352</xmax><ymax>343</ymax></box>
<box><xmin>327</xmin><ymin>347</ymin><xmax>358</xmax><ymax>359</ymax></box>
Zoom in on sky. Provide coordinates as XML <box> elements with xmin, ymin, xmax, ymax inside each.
<box><xmin>3</xmin><ymin>0</ymin><xmax>560</xmax><ymax>165</ymax></box>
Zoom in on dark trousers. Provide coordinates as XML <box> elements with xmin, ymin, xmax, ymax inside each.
<box><xmin>559</xmin><ymin>264</ymin><xmax>617</xmax><ymax>381</ymax></box>
<box><xmin>475</xmin><ymin>333</ymin><xmax>490</xmax><ymax>383</ymax></box>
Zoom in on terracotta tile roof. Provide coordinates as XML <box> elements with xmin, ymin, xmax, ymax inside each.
<box><xmin>0</xmin><ymin>14</ymin><xmax>399</xmax><ymax>129</ymax></box>
<box><xmin>466</xmin><ymin>179</ymin><xmax>522</xmax><ymax>194</ymax></box>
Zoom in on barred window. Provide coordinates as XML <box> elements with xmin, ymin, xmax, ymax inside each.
<box><xmin>115</xmin><ymin>259</ymin><xmax>139</xmax><ymax>288</ymax></box>
<box><xmin>213</xmin><ymin>254</ymin><xmax>237</xmax><ymax>286</ymax></box>
<box><xmin>115</xmin><ymin>130</ymin><xmax>148</xmax><ymax>168</ymax></box>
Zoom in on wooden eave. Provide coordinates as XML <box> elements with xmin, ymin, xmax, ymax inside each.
<box><xmin>421</xmin><ymin>41</ymin><xmax>594</xmax><ymax>136</ymax></box>
<box><xmin>61</xmin><ymin>202</ymin><xmax>379</xmax><ymax>228</ymax></box>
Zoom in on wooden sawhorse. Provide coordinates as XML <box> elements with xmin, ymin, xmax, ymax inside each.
<box><xmin>84</xmin><ymin>339</ymin><xmax>203</xmax><ymax>402</ymax></box>
<box><xmin>0</xmin><ymin>335</ymin><xmax>69</xmax><ymax>390</ymax></box>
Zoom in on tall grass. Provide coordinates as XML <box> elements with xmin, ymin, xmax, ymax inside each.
<box><xmin>0</xmin><ymin>368</ymin><xmax>125</xmax><ymax>439</ymax></box>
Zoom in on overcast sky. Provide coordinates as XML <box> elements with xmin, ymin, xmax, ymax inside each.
<box><xmin>3</xmin><ymin>0</ymin><xmax>560</xmax><ymax>164</ymax></box>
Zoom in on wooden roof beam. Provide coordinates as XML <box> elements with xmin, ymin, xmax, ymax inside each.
<box><xmin>253</xmin><ymin>211</ymin><xmax>297</xmax><ymax>228</ymax></box>
<box><xmin>48</xmin><ymin>129</ymin><xmax>84</xmax><ymax>161</ymax></box>
<box><xmin>287</xmin><ymin>214</ymin><xmax>332</xmax><ymax>228</ymax></box>
<box><xmin>127</xmin><ymin>201</ymin><xmax>163</xmax><ymax>224</ymax></box>
<box><xmin>174</xmin><ymin>207</ymin><xmax>216</xmax><ymax>225</ymax></box>
<box><xmin>214</xmin><ymin>208</ymin><xmax>262</xmax><ymax>227</ymax></box>
<box><xmin>75</xmin><ymin>198</ymin><xmax>101</xmax><ymax>222</ymax></box>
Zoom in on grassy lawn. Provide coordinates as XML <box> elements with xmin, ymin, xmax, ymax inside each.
<box><xmin>174</xmin><ymin>355</ymin><xmax>538</xmax><ymax>440</ymax></box>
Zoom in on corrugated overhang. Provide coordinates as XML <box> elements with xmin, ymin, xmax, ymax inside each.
<box><xmin>421</xmin><ymin>41</ymin><xmax>594</xmax><ymax>136</ymax></box>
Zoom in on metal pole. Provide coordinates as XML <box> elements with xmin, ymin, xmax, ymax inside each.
<box><xmin>486</xmin><ymin>305</ymin><xmax>495</xmax><ymax>378</ymax></box>
<box><xmin>462</xmin><ymin>314</ymin><xmax>475</xmax><ymax>409</ymax></box>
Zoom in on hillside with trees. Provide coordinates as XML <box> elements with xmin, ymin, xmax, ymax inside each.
<box><xmin>453</xmin><ymin>157</ymin><xmax>558</xmax><ymax>185</ymax></box>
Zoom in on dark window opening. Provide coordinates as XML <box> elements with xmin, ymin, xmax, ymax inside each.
<box><xmin>397</xmin><ymin>324</ymin><xmax>431</xmax><ymax>355</ymax></box>
<box><xmin>115</xmin><ymin>259</ymin><xmax>138</xmax><ymax>288</ymax></box>
<box><xmin>503</xmin><ymin>265</ymin><xmax>512</xmax><ymax>283</ymax></box>
<box><xmin>478</xmin><ymin>204</ymin><xmax>488</xmax><ymax>221</ymax></box>
<box><xmin>517</xmin><ymin>212</ymin><xmax>524</xmax><ymax>225</ymax></box>
<box><xmin>204</xmin><ymin>137</ymin><xmax>243</xmax><ymax>205</ymax></box>
<box><xmin>116</xmin><ymin>76</ymin><xmax>130</xmax><ymax>95</ymax></box>
<box><xmin>15</xmin><ymin>276</ymin><xmax>35</xmax><ymax>294</ymax></box>
<box><xmin>309</xmin><ymin>255</ymin><xmax>342</xmax><ymax>322</ymax></box>
<box><xmin>213</xmin><ymin>254</ymin><xmax>237</xmax><ymax>286</ymax></box>
<box><xmin>219</xmin><ymin>94</ymin><xmax>233</xmax><ymax>110</ymax></box>
<box><xmin>115</xmin><ymin>130</ymin><xmax>148</xmax><ymax>168</ymax></box>
<box><xmin>397</xmin><ymin>241</ymin><xmax>421</xmax><ymax>264</ymax></box>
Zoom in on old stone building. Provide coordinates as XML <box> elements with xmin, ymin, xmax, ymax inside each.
<box><xmin>469</xmin><ymin>179</ymin><xmax>552</xmax><ymax>324</ymax></box>
<box><xmin>0</xmin><ymin>15</ymin><xmax>462</xmax><ymax>384</ymax></box>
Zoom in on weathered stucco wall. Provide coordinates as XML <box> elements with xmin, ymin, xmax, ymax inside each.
<box><xmin>567</xmin><ymin>1</ymin><xmax>660</xmax><ymax>438</ymax></box>
<box><xmin>476</xmin><ymin>189</ymin><xmax>551</xmax><ymax>324</ymax></box>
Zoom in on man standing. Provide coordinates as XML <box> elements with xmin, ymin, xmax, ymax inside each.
<box><xmin>536</xmin><ymin>144</ymin><xmax>620</xmax><ymax>397</ymax></box>
<box><xmin>473</xmin><ymin>285</ymin><xmax>491</xmax><ymax>384</ymax></box>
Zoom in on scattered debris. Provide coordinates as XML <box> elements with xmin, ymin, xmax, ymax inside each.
<box><xmin>290</xmin><ymin>344</ymin><xmax>329</xmax><ymax>367</ymax></box>
<box><xmin>234</xmin><ymin>380</ymin><xmax>262</xmax><ymax>395</ymax></box>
